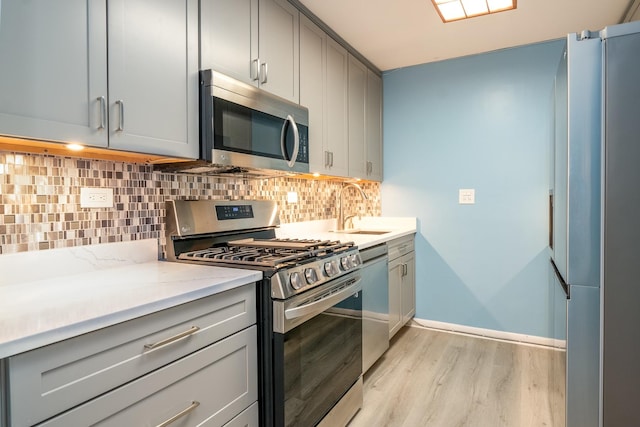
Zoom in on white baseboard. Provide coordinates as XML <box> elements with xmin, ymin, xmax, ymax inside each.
<box><xmin>410</xmin><ymin>318</ymin><xmax>566</xmax><ymax>350</ymax></box>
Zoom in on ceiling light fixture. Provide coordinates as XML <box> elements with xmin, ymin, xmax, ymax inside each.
<box><xmin>432</xmin><ymin>0</ymin><xmax>516</xmax><ymax>22</ymax></box>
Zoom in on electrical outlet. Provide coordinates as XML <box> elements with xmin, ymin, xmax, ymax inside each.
<box><xmin>80</xmin><ymin>187</ymin><xmax>114</xmax><ymax>208</ymax></box>
<box><xmin>459</xmin><ymin>189</ymin><xmax>475</xmax><ymax>204</ymax></box>
<box><xmin>287</xmin><ymin>191</ymin><xmax>298</xmax><ymax>204</ymax></box>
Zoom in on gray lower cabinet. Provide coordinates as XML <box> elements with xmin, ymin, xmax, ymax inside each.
<box><xmin>388</xmin><ymin>235</ymin><xmax>416</xmax><ymax>339</ymax></box>
<box><xmin>0</xmin><ymin>0</ymin><xmax>199</xmax><ymax>159</ymax></box>
<box><xmin>37</xmin><ymin>326</ymin><xmax>257</xmax><ymax>427</ymax></box>
<box><xmin>6</xmin><ymin>283</ymin><xmax>257</xmax><ymax>427</ymax></box>
<box><xmin>224</xmin><ymin>401</ymin><xmax>259</xmax><ymax>427</ymax></box>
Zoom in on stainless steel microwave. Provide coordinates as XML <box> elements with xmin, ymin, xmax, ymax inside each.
<box><xmin>198</xmin><ymin>69</ymin><xmax>309</xmax><ymax>176</ymax></box>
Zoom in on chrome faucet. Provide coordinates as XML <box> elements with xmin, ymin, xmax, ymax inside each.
<box><xmin>337</xmin><ymin>183</ymin><xmax>368</xmax><ymax>231</ymax></box>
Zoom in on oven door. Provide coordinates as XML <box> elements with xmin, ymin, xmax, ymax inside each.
<box><xmin>273</xmin><ymin>272</ymin><xmax>363</xmax><ymax>427</ymax></box>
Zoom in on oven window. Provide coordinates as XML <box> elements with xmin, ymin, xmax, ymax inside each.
<box><xmin>278</xmin><ymin>292</ymin><xmax>362</xmax><ymax>427</ymax></box>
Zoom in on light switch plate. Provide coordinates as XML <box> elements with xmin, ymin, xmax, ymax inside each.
<box><xmin>80</xmin><ymin>187</ymin><xmax>114</xmax><ymax>208</ymax></box>
<box><xmin>459</xmin><ymin>189</ymin><xmax>475</xmax><ymax>204</ymax></box>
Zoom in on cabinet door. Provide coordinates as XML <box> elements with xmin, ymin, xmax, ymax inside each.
<box><xmin>107</xmin><ymin>0</ymin><xmax>199</xmax><ymax>158</ymax></box>
<box><xmin>388</xmin><ymin>257</ymin><xmax>403</xmax><ymax>339</ymax></box>
<box><xmin>0</xmin><ymin>0</ymin><xmax>108</xmax><ymax>147</ymax></box>
<box><xmin>324</xmin><ymin>38</ymin><xmax>349</xmax><ymax>177</ymax></box>
<box><xmin>401</xmin><ymin>251</ymin><xmax>416</xmax><ymax>324</ymax></box>
<box><xmin>38</xmin><ymin>327</ymin><xmax>258</xmax><ymax>427</ymax></box>
<box><xmin>258</xmin><ymin>0</ymin><xmax>299</xmax><ymax>102</ymax></box>
<box><xmin>348</xmin><ymin>55</ymin><xmax>367</xmax><ymax>178</ymax></box>
<box><xmin>366</xmin><ymin>70</ymin><xmax>383</xmax><ymax>181</ymax></box>
<box><xmin>200</xmin><ymin>0</ymin><xmax>258</xmax><ymax>86</ymax></box>
<box><xmin>300</xmin><ymin>16</ymin><xmax>327</xmax><ymax>175</ymax></box>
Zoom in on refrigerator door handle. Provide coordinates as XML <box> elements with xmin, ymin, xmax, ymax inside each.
<box><xmin>550</xmin><ymin>258</ymin><xmax>570</xmax><ymax>299</ymax></box>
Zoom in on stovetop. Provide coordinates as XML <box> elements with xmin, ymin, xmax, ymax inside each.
<box><xmin>178</xmin><ymin>238</ymin><xmax>355</xmax><ymax>268</ymax></box>
<box><xmin>165</xmin><ymin>200</ymin><xmax>362</xmax><ymax>299</ymax></box>
<box><xmin>176</xmin><ymin>238</ymin><xmax>361</xmax><ymax>299</ymax></box>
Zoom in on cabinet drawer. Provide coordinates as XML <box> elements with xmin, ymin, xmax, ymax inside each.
<box><xmin>37</xmin><ymin>326</ymin><xmax>258</xmax><ymax>427</ymax></box>
<box><xmin>8</xmin><ymin>283</ymin><xmax>256</xmax><ymax>427</ymax></box>
<box><xmin>223</xmin><ymin>401</ymin><xmax>259</xmax><ymax>427</ymax></box>
<box><xmin>387</xmin><ymin>235</ymin><xmax>415</xmax><ymax>260</ymax></box>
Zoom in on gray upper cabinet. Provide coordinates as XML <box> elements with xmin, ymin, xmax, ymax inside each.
<box><xmin>0</xmin><ymin>0</ymin><xmax>199</xmax><ymax>159</ymax></box>
<box><xmin>366</xmin><ymin>70</ymin><xmax>383</xmax><ymax>181</ymax></box>
<box><xmin>107</xmin><ymin>0</ymin><xmax>199</xmax><ymax>158</ymax></box>
<box><xmin>258</xmin><ymin>0</ymin><xmax>300</xmax><ymax>102</ymax></box>
<box><xmin>348</xmin><ymin>56</ymin><xmax>383</xmax><ymax>182</ymax></box>
<box><xmin>200</xmin><ymin>0</ymin><xmax>258</xmax><ymax>85</ymax></box>
<box><xmin>201</xmin><ymin>0</ymin><xmax>299</xmax><ymax>103</ymax></box>
<box><xmin>348</xmin><ymin>55</ymin><xmax>367</xmax><ymax>179</ymax></box>
<box><xmin>301</xmin><ymin>15</ymin><xmax>349</xmax><ymax>177</ymax></box>
<box><xmin>0</xmin><ymin>0</ymin><xmax>108</xmax><ymax>147</ymax></box>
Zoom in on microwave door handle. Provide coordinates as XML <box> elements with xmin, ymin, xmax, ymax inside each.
<box><xmin>280</xmin><ymin>115</ymin><xmax>300</xmax><ymax>168</ymax></box>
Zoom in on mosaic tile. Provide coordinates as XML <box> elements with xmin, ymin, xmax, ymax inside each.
<box><xmin>0</xmin><ymin>150</ymin><xmax>381</xmax><ymax>255</ymax></box>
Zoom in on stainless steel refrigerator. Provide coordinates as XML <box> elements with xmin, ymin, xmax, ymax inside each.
<box><xmin>551</xmin><ymin>20</ymin><xmax>640</xmax><ymax>427</ymax></box>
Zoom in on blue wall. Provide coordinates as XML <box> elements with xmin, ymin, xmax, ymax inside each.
<box><xmin>381</xmin><ymin>40</ymin><xmax>564</xmax><ymax>338</ymax></box>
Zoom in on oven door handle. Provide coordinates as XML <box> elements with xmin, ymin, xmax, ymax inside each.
<box><xmin>285</xmin><ymin>278</ymin><xmax>362</xmax><ymax>320</ymax></box>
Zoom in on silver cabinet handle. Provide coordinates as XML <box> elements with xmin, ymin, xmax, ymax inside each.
<box><xmin>325</xmin><ymin>151</ymin><xmax>331</xmax><ymax>167</ymax></box>
<box><xmin>401</xmin><ymin>263</ymin><xmax>408</xmax><ymax>277</ymax></box>
<box><xmin>260</xmin><ymin>61</ymin><xmax>268</xmax><ymax>84</ymax></box>
<box><xmin>144</xmin><ymin>326</ymin><xmax>200</xmax><ymax>350</ymax></box>
<box><xmin>251</xmin><ymin>58</ymin><xmax>260</xmax><ymax>81</ymax></box>
<box><xmin>97</xmin><ymin>96</ymin><xmax>106</xmax><ymax>130</ymax></box>
<box><xmin>330</xmin><ymin>151</ymin><xmax>334</xmax><ymax>167</ymax></box>
<box><xmin>115</xmin><ymin>99</ymin><xmax>124</xmax><ymax>132</ymax></box>
<box><xmin>280</xmin><ymin>115</ymin><xmax>299</xmax><ymax>168</ymax></box>
<box><xmin>155</xmin><ymin>401</ymin><xmax>200</xmax><ymax>427</ymax></box>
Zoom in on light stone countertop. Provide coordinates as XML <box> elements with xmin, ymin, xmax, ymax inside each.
<box><xmin>276</xmin><ymin>216</ymin><xmax>417</xmax><ymax>249</ymax></box>
<box><xmin>0</xmin><ymin>239</ymin><xmax>262</xmax><ymax>358</ymax></box>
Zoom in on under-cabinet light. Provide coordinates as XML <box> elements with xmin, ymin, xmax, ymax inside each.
<box><xmin>66</xmin><ymin>143</ymin><xmax>85</xmax><ymax>151</ymax></box>
<box><xmin>432</xmin><ymin>0</ymin><xmax>516</xmax><ymax>22</ymax></box>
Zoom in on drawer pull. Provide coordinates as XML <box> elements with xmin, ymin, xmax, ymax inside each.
<box><xmin>156</xmin><ymin>401</ymin><xmax>200</xmax><ymax>427</ymax></box>
<box><xmin>144</xmin><ymin>326</ymin><xmax>200</xmax><ymax>350</ymax></box>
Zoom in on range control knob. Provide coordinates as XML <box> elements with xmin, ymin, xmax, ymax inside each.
<box><xmin>305</xmin><ymin>268</ymin><xmax>319</xmax><ymax>284</ymax></box>
<box><xmin>340</xmin><ymin>256</ymin><xmax>352</xmax><ymax>271</ymax></box>
<box><xmin>349</xmin><ymin>254</ymin><xmax>361</xmax><ymax>268</ymax></box>
<box><xmin>290</xmin><ymin>272</ymin><xmax>304</xmax><ymax>290</ymax></box>
<box><xmin>324</xmin><ymin>261</ymin><xmax>338</xmax><ymax>277</ymax></box>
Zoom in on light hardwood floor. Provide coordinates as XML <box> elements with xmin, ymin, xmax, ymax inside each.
<box><xmin>349</xmin><ymin>325</ymin><xmax>565</xmax><ymax>427</ymax></box>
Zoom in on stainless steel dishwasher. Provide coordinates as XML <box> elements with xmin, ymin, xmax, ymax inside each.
<box><xmin>360</xmin><ymin>243</ymin><xmax>390</xmax><ymax>373</ymax></box>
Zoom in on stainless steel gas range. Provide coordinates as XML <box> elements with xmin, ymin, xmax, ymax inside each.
<box><xmin>165</xmin><ymin>199</ymin><xmax>363</xmax><ymax>427</ymax></box>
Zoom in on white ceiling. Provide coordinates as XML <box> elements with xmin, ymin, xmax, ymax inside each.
<box><xmin>299</xmin><ymin>0</ymin><xmax>637</xmax><ymax>71</ymax></box>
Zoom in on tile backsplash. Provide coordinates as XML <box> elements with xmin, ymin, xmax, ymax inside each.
<box><xmin>0</xmin><ymin>151</ymin><xmax>380</xmax><ymax>256</ymax></box>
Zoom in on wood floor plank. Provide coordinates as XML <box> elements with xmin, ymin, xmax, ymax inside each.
<box><xmin>349</xmin><ymin>326</ymin><xmax>565</xmax><ymax>427</ymax></box>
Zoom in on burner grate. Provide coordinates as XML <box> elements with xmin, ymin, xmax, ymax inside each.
<box><xmin>177</xmin><ymin>238</ymin><xmax>355</xmax><ymax>269</ymax></box>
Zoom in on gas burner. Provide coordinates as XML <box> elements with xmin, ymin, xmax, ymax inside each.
<box><xmin>228</xmin><ymin>238</ymin><xmax>333</xmax><ymax>250</ymax></box>
<box><xmin>178</xmin><ymin>238</ymin><xmax>356</xmax><ymax>270</ymax></box>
